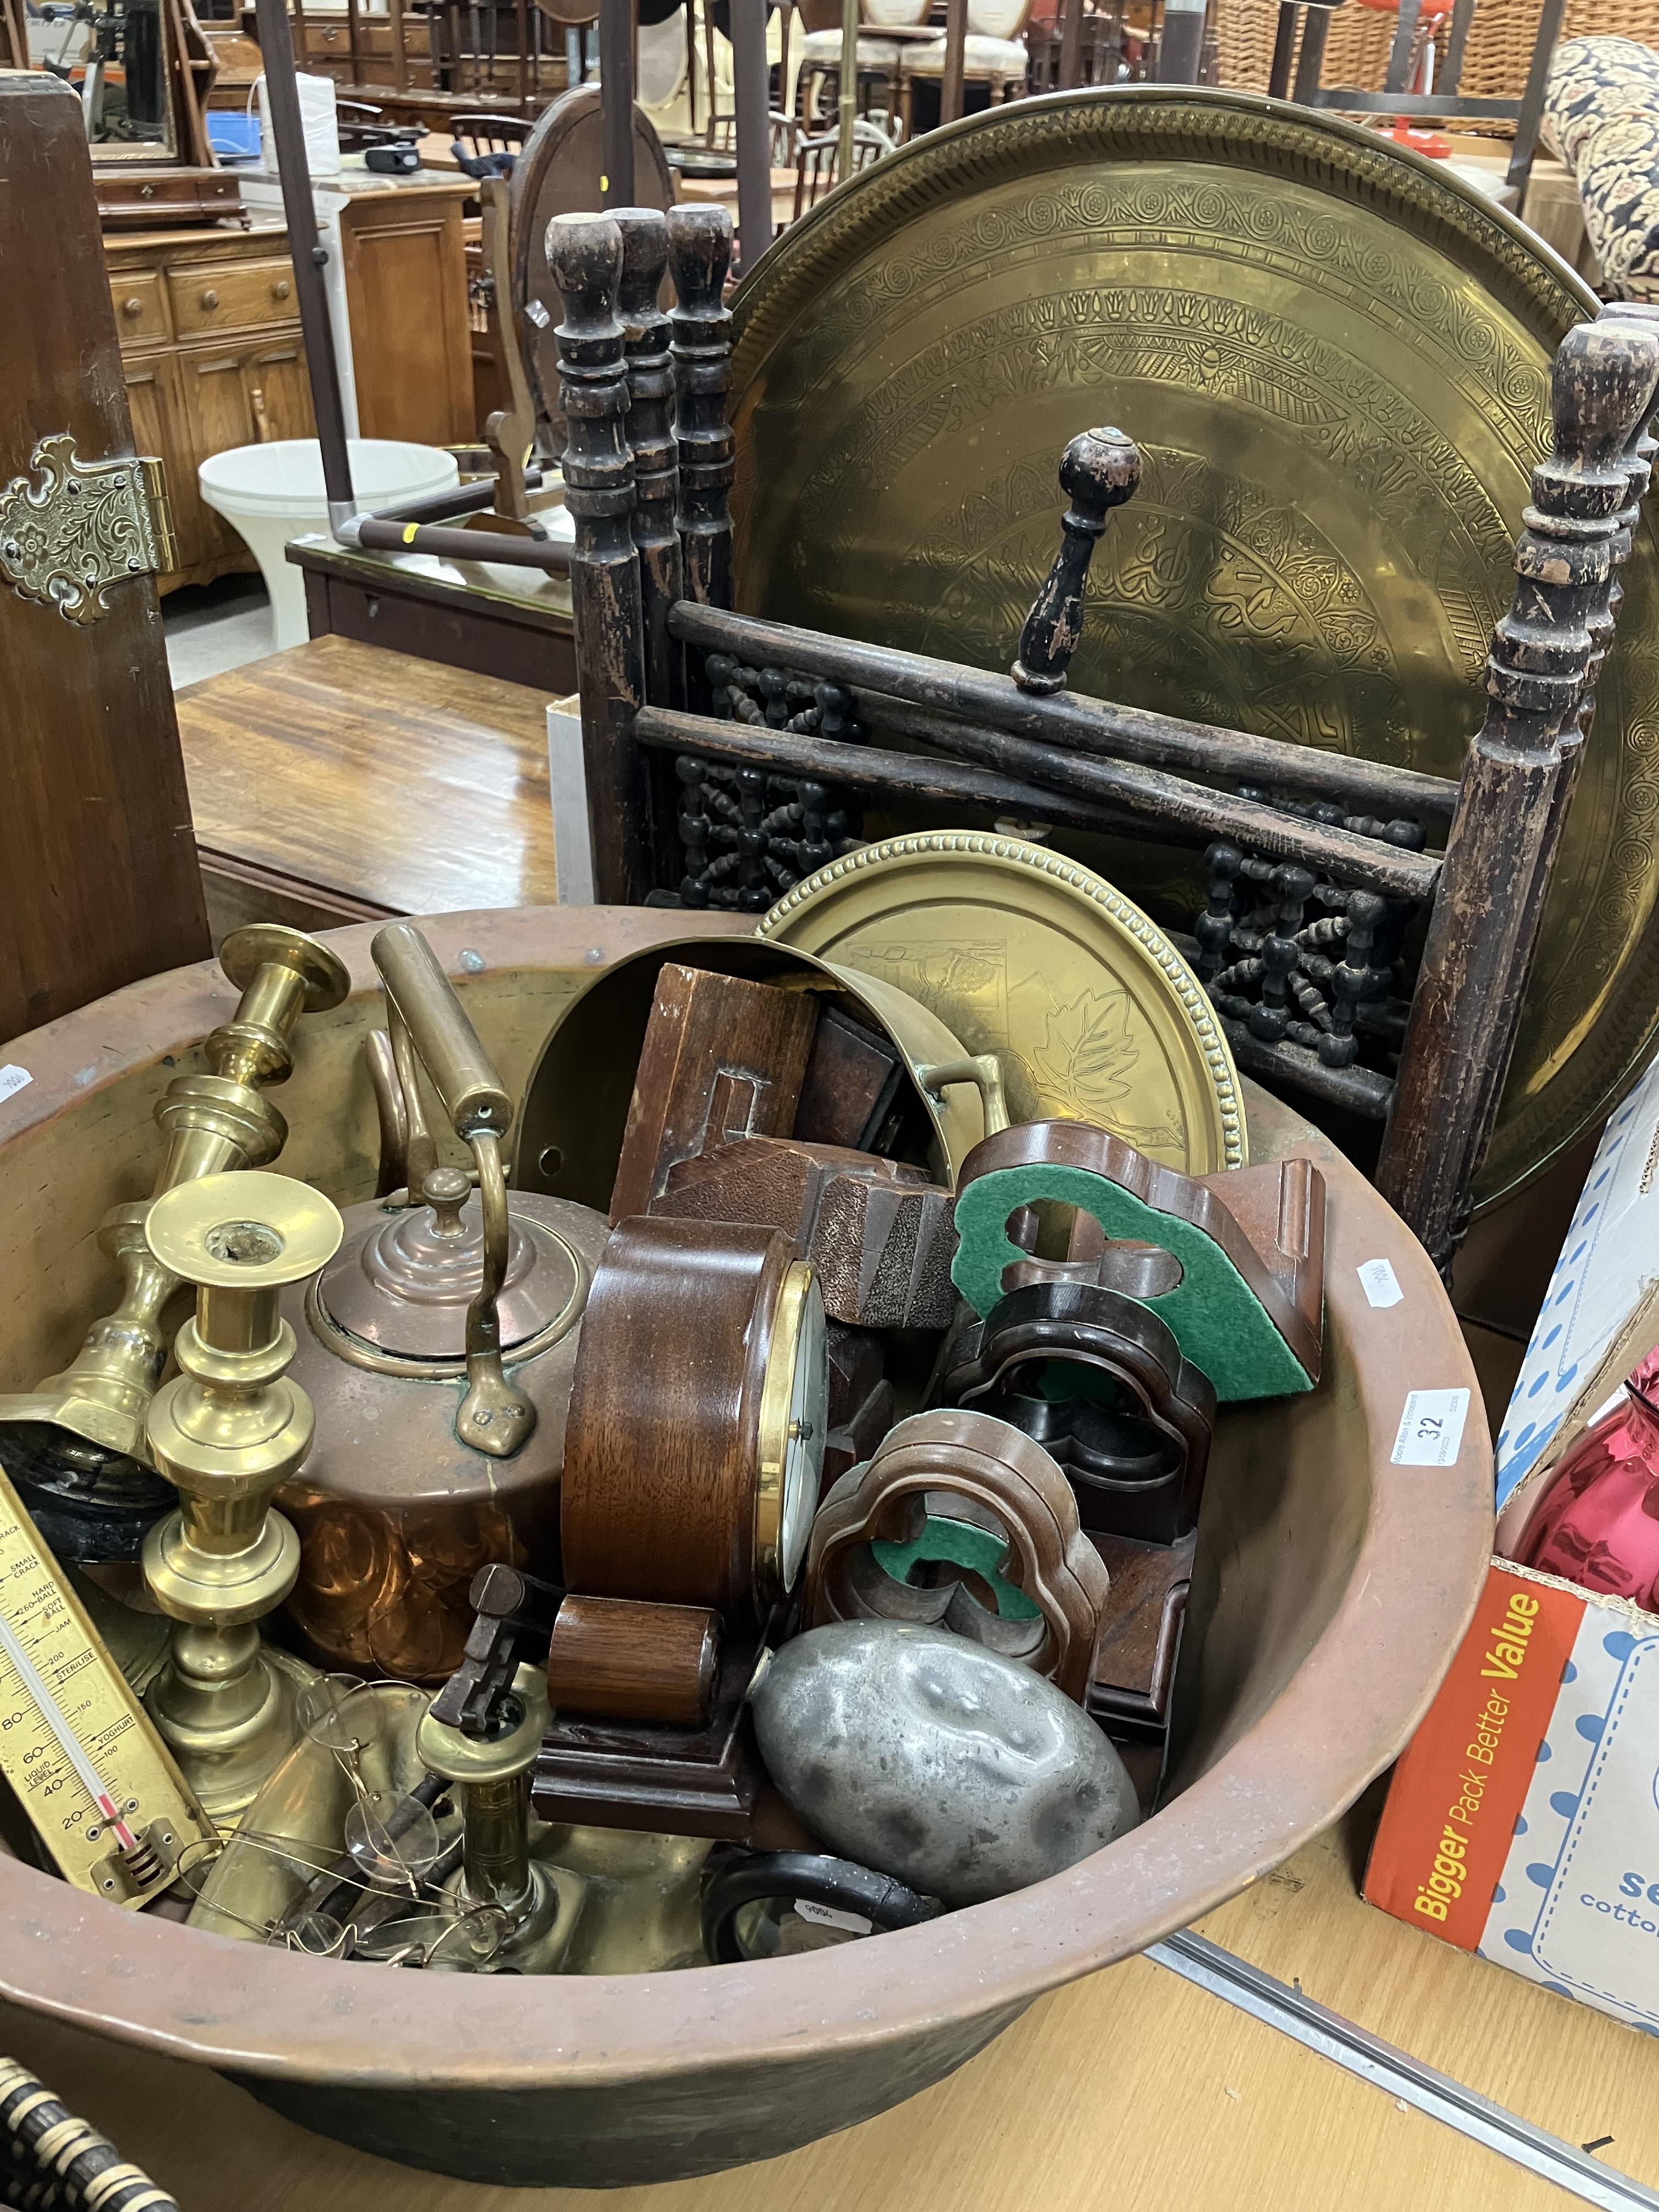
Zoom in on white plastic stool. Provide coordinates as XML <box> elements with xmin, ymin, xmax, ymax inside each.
<box><xmin>198</xmin><ymin>439</ymin><xmax>460</xmax><ymax>651</ymax></box>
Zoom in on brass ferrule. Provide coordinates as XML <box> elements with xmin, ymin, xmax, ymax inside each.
<box><xmin>460</xmin><ymin>1771</ymin><xmax>535</xmax><ymax>1920</ymax></box>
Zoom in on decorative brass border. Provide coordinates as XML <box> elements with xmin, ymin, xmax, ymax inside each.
<box><xmin>758</xmin><ymin>830</ymin><xmax>1247</xmax><ymax>1171</ymax></box>
<box><xmin>732</xmin><ymin>87</ymin><xmax>1597</xmax><ymax>377</ymax></box>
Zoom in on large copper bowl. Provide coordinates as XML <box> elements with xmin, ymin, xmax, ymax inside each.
<box><xmin>0</xmin><ymin>907</ymin><xmax>1491</xmax><ymax>2188</ymax></box>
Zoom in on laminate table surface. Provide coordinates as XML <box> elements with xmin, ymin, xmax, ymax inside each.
<box><xmin>175</xmin><ymin>634</ymin><xmax>559</xmax><ymax>923</ymax></box>
<box><xmin>15</xmin><ymin>1791</ymin><xmax>1656</xmax><ymax>2211</ymax></box>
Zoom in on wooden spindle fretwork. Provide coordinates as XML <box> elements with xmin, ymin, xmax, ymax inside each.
<box><xmin>548</xmin><ymin>211</ymin><xmax>653</xmax><ymax>906</ymax></box>
<box><xmin>1013</xmin><ymin>427</ymin><xmax>1141</xmax><ymax>696</ymax></box>
<box><xmin>1376</xmin><ymin>318</ymin><xmax>1659</xmax><ymax>1273</ymax></box>
<box><xmin>614</xmin><ymin>207</ymin><xmax>682</xmax><ymax>714</ymax></box>
<box><xmin>667</xmin><ymin>205</ymin><xmax>736</xmax><ymax>616</ymax></box>
<box><xmin>673</xmin><ymin>656</ymin><xmax>865</xmax><ymax>908</ymax></box>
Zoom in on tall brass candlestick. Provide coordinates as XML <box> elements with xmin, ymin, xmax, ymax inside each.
<box><xmin>142</xmin><ymin>1170</ymin><xmax>343</xmax><ymax>1825</ymax></box>
<box><xmin>0</xmin><ymin>925</ymin><xmax>347</xmax><ymax>1561</ymax></box>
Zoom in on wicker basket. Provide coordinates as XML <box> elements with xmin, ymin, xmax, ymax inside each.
<box><xmin>1214</xmin><ymin>0</ymin><xmax>1659</xmax><ymax>104</ymax></box>
<box><xmin>1460</xmin><ymin>0</ymin><xmax>1659</xmax><ymax>97</ymax></box>
<box><xmin>1215</xmin><ymin>0</ymin><xmax>1399</xmax><ymax>96</ymax></box>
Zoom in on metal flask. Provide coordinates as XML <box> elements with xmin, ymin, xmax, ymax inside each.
<box><xmin>280</xmin><ymin>924</ymin><xmax>608</xmax><ymax>1685</ymax></box>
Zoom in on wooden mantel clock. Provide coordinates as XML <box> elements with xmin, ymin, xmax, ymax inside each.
<box><xmin>559</xmin><ymin>1216</ymin><xmax>830</xmax><ymax>1622</ymax></box>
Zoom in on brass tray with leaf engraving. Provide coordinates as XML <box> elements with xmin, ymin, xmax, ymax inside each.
<box><xmin>729</xmin><ymin>87</ymin><xmax>1659</xmax><ymax>1210</ymax></box>
<box><xmin>758</xmin><ymin>831</ymin><xmax>1248</xmax><ymax>1174</ymax></box>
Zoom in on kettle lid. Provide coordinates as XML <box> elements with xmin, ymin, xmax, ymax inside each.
<box><xmin>316</xmin><ymin>1169</ymin><xmax>584</xmax><ymax>1361</ymax></box>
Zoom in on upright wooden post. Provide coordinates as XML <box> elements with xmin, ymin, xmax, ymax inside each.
<box><xmin>837</xmin><ymin>0</ymin><xmax>859</xmax><ymax>180</ymax></box>
<box><xmin>547</xmin><ymin>212</ymin><xmax>653</xmax><ymax>906</ymax></box>
<box><xmin>1057</xmin><ymin>0</ymin><xmax>1083</xmax><ymax>89</ymax></box>
<box><xmin>614</xmin><ymin>207</ymin><xmax>682</xmax><ymax>710</ymax></box>
<box><xmin>1376</xmin><ymin>320</ymin><xmax>1659</xmax><ymax>1273</ymax></box>
<box><xmin>667</xmin><ymin>205</ymin><xmax>736</xmax><ymax>614</ymax></box>
<box><xmin>1497</xmin><ymin>303</ymin><xmax>1659</xmax><ymax>1032</ymax></box>
<box><xmin>599</xmin><ymin>0</ymin><xmax>635</xmax><ymax>206</ymax></box>
<box><xmin>730</xmin><ymin>0</ymin><xmax>772</xmax><ymax>272</ymax></box>
<box><xmin>940</xmin><ymin>0</ymin><xmax>968</xmax><ymax>123</ymax></box>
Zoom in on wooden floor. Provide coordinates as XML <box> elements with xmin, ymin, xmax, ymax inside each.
<box><xmin>176</xmin><ymin>635</ymin><xmax>559</xmax><ymax>941</ymax></box>
<box><xmin>14</xmin><ymin>1787</ymin><xmax>1656</xmax><ymax>2211</ymax></box>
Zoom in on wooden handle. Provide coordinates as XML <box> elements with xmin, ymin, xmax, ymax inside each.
<box><xmin>371</xmin><ymin>921</ymin><xmax>512</xmax><ymax>1140</ymax></box>
<box><xmin>546</xmin><ymin>1594</ymin><xmax>721</xmax><ymax>1725</ymax></box>
<box><xmin>200</xmin><ymin>287</ymin><xmax>219</xmax><ymax>309</ymax></box>
<box><xmin>274</xmin><ymin>278</ymin><xmax>291</xmax><ymax>300</ymax></box>
<box><xmin>1012</xmin><ymin>427</ymin><xmax>1139</xmax><ymax>696</ymax></box>
<box><xmin>122</xmin><ymin>296</ymin><xmax>143</xmax><ymax>318</ymax></box>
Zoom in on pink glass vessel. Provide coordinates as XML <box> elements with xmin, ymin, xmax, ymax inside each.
<box><xmin>1521</xmin><ymin>1347</ymin><xmax>1659</xmax><ymax>1605</ymax></box>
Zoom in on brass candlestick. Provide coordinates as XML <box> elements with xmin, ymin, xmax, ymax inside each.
<box><xmin>142</xmin><ymin>1170</ymin><xmax>343</xmax><ymax>1825</ymax></box>
<box><xmin>1</xmin><ymin>926</ymin><xmax>348</xmax><ymax>1560</ymax></box>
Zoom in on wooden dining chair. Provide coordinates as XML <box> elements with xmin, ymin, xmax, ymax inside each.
<box><xmin>896</xmin><ymin>0</ymin><xmax>1033</xmax><ymax>131</ymax></box>
<box><xmin>789</xmin><ymin>0</ymin><xmax>924</xmax><ymax>123</ymax></box>
<box><xmin>792</xmin><ymin>116</ymin><xmax>891</xmax><ymax>217</ymax></box>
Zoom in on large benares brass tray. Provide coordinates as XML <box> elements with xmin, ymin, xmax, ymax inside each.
<box><xmin>730</xmin><ymin>87</ymin><xmax>1659</xmax><ymax>1210</ymax></box>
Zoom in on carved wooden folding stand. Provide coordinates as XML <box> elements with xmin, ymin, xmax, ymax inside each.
<box><xmin>544</xmin><ymin>205</ymin><xmax>1659</xmax><ymax>1271</ymax></box>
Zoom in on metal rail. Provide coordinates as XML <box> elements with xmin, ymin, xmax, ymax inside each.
<box><xmin>1152</xmin><ymin>1931</ymin><xmax>1659</xmax><ymax>2211</ymax></box>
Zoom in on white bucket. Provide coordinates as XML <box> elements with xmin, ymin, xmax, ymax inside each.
<box><xmin>198</xmin><ymin>439</ymin><xmax>460</xmax><ymax>651</ymax></box>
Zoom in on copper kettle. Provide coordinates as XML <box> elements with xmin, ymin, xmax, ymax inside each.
<box><xmin>280</xmin><ymin>923</ymin><xmax>609</xmax><ymax>1683</ymax></box>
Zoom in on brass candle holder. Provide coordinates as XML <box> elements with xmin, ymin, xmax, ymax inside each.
<box><xmin>141</xmin><ymin>1170</ymin><xmax>343</xmax><ymax>1825</ymax></box>
<box><xmin>0</xmin><ymin>925</ymin><xmax>348</xmax><ymax>1562</ymax></box>
<box><xmin>417</xmin><ymin>1664</ymin><xmax>576</xmax><ymax>1973</ymax></box>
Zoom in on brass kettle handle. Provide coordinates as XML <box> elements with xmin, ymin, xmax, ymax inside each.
<box><xmin>913</xmin><ymin>1054</ymin><xmax>1011</xmax><ymax>1141</ymax></box>
<box><xmin>370</xmin><ymin>923</ymin><xmax>535</xmax><ymax>1462</ymax></box>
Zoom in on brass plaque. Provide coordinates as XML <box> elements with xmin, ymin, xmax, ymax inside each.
<box><xmin>730</xmin><ymin>88</ymin><xmax>1659</xmax><ymax>1210</ymax></box>
<box><xmin>758</xmin><ymin>832</ymin><xmax>1248</xmax><ymax>1175</ymax></box>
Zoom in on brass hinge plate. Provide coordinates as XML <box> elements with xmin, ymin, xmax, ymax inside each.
<box><xmin>0</xmin><ymin>434</ymin><xmax>177</xmax><ymax>627</ymax></box>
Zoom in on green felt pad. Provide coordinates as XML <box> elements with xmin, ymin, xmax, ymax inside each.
<box><xmin>951</xmin><ymin>1161</ymin><xmax>1312</xmax><ymax>1403</ymax></box>
<box><xmin>870</xmin><ymin>1516</ymin><xmax>1040</xmax><ymax>1621</ymax></box>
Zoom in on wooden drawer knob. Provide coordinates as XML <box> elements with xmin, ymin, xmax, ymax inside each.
<box><xmin>200</xmin><ymin>288</ymin><xmax>219</xmax><ymax>310</ymax></box>
<box><xmin>273</xmin><ymin>279</ymin><xmax>291</xmax><ymax>300</ymax></box>
<box><xmin>121</xmin><ymin>296</ymin><xmax>143</xmax><ymax>318</ymax></box>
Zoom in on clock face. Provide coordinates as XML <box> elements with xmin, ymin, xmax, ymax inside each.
<box><xmin>780</xmin><ymin>1273</ymin><xmax>828</xmax><ymax>1591</ymax></box>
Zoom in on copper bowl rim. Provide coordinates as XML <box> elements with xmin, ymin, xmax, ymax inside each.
<box><xmin>0</xmin><ymin>909</ymin><xmax>1493</xmax><ymax>2093</ymax></box>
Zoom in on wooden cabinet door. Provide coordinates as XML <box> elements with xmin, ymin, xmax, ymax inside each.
<box><xmin>0</xmin><ymin>74</ymin><xmax>208</xmax><ymax>1036</ymax></box>
<box><xmin>241</xmin><ymin>336</ymin><xmax>315</xmax><ymax>445</ymax></box>
<box><xmin>177</xmin><ymin>343</ymin><xmax>261</xmax><ymax>563</ymax></box>
<box><xmin>122</xmin><ymin>351</ymin><xmax>198</xmax><ymax>580</ymax></box>
<box><xmin>341</xmin><ymin>191</ymin><xmax>477</xmax><ymax>446</ymax></box>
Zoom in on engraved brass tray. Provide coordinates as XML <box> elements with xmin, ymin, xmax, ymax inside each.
<box><xmin>730</xmin><ymin>88</ymin><xmax>1659</xmax><ymax>1210</ymax></box>
<box><xmin>757</xmin><ymin>832</ymin><xmax>1247</xmax><ymax>1172</ymax></box>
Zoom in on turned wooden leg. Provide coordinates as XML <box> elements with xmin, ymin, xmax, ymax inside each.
<box><xmin>614</xmin><ymin>207</ymin><xmax>682</xmax><ymax>712</ymax></box>
<box><xmin>667</xmin><ymin>205</ymin><xmax>736</xmax><ymax>616</ymax></box>
<box><xmin>1375</xmin><ymin>319</ymin><xmax>1659</xmax><ymax>1273</ymax></box>
<box><xmin>548</xmin><ymin>212</ymin><xmax>653</xmax><ymax>906</ymax></box>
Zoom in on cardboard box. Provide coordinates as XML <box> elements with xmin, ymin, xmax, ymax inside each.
<box><xmin>1495</xmin><ymin>1051</ymin><xmax>1659</xmax><ymax>1515</ymax></box>
<box><xmin>1366</xmin><ymin>1556</ymin><xmax>1659</xmax><ymax>2032</ymax></box>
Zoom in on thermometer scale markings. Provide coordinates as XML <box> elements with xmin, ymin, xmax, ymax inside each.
<box><xmin>0</xmin><ymin>1471</ymin><xmax>210</xmax><ymax>1905</ymax></box>
<box><xmin>0</xmin><ymin>1592</ymin><xmax>141</xmax><ymax>1853</ymax></box>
